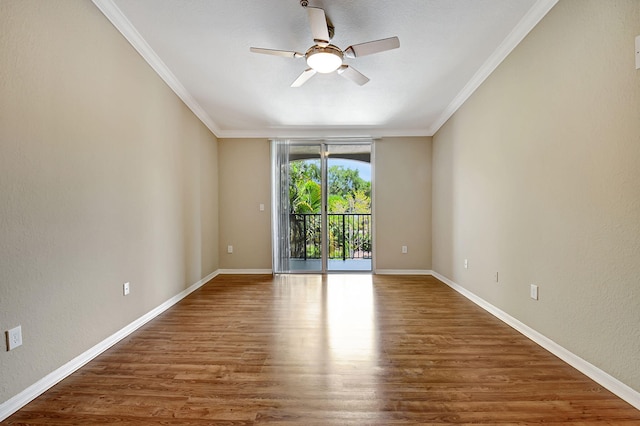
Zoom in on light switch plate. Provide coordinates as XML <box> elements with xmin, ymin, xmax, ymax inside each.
<box><xmin>530</xmin><ymin>284</ymin><xmax>539</xmax><ymax>300</ymax></box>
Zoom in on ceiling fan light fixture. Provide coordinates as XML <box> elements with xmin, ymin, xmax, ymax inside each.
<box><xmin>305</xmin><ymin>45</ymin><xmax>343</xmax><ymax>73</ymax></box>
<box><xmin>250</xmin><ymin>6</ymin><xmax>400</xmax><ymax>87</ymax></box>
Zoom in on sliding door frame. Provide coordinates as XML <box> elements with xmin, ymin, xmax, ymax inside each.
<box><xmin>271</xmin><ymin>139</ymin><xmax>374</xmax><ymax>274</ymax></box>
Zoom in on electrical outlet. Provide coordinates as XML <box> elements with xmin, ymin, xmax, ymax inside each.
<box><xmin>123</xmin><ymin>282</ymin><xmax>130</xmax><ymax>296</ymax></box>
<box><xmin>401</xmin><ymin>245</ymin><xmax>408</xmax><ymax>254</ymax></box>
<box><xmin>6</xmin><ymin>325</ymin><xmax>22</xmax><ymax>351</ymax></box>
<box><xmin>464</xmin><ymin>259</ymin><xmax>468</xmax><ymax>269</ymax></box>
<box><xmin>227</xmin><ymin>245</ymin><xmax>233</xmax><ymax>254</ymax></box>
<box><xmin>530</xmin><ymin>284</ymin><xmax>539</xmax><ymax>300</ymax></box>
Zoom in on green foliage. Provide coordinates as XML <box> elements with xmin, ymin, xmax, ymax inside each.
<box><xmin>288</xmin><ymin>159</ymin><xmax>372</xmax><ymax>260</ymax></box>
<box><xmin>327</xmin><ymin>165</ymin><xmax>371</xmax><ymax>211</ymax></box>
<box><xmin>292</xmin><ymin>180</ymin><xmax>321</xmax><ymax>213</ymax></box>
<box><xmin>328</xmin><ymin>194</ymin><xmax>348</xmax><ymax>213</ymax></box>
<box><xmin>289</xmin><ymin>160</ymin><xmax>320</xmax><ymax>184</ymax></box>
<box><xmin>289</xmin><ymin>160</ymin><xmax>321</xmax><ymax>213</ymax></box>
<box><xmin>289</xmin><ymin>160</ymin><xmax>371</xmax><ymax>214</ymax></box>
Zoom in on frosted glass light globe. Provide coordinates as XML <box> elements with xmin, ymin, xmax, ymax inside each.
<box><xmin>305</xmin><ymin>45</ymin><xmax>343</xmax><ymax>73</ymax></box>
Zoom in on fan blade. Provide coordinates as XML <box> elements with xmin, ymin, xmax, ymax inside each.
<box><xmin>337</xmin><ymin>65</ymin><xmax>369</xmax><ymax>86</ymax></box>
<box><xmin>344</xmin><ymin>36</ymin><xmax>400</xmax><ymax>58</ymax></box>
<box><xmin>307</xmin><ymin>7</ymin><xmax>331</xmax><ymax>46</ymax></box>
<box><xmin>291</xmin><ymin>68</ymin><xmax>317</xmax><ymax>87</ymax></box>
<box><xmin>250</xmin><ymin>47</ymin><xmax>304</xmax><ymax>58</ymax></box>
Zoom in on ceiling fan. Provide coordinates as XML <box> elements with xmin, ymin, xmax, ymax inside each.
<box><xmin>250</xmin><ymin>4</ymin><xmax>400</xmax><ymax>87</ymax></box>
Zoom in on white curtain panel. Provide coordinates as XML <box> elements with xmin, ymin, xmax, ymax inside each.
<box><xmin>271</xmin><ymin>140</ymin><xmax>290</xmax><ymax>273</ymax></box>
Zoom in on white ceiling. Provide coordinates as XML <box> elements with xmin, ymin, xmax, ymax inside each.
<box><xmin>93</xmin><ymin>0</ymin><xmax>557</xmax><ymax>139</ymax></box>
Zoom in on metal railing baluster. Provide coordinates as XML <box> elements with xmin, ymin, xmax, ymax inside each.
<box><xmin>289</xmin><ymin>213</ymin><xmax>371</xmax><ymax>260</ymax></box>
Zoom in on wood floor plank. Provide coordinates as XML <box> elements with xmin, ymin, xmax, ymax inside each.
<box><xmin>4</xmin><ymin>274</ymin><xmax>639</xmax><ymax>424</ymax></box>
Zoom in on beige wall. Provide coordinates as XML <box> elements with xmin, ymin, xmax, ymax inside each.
<box><xmin>375</xmin><ymin>137</ymin><xmax>432</xmax><ymax>271</ymax></box>
<box><xmin>216</xmin><ymin>137</ymin><xmax>433</xmax><ymax>272</ymax></box>
<box><xmin>432</xmin><ymin>0</ymin><xmax>640</xmax><ymax>391</ymax></box>
<box><xmin>218</xmin><ymin>139</ymin><xmax>272</xmax><ymax>270</ymax></box>
<box><xmin>0</xmin><ymin>0</ymin><xmax>219</xmax><ymax>404</ymax></box>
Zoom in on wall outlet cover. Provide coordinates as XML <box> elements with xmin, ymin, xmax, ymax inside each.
<box><xmin>6</xmin><ymin>325</ymin><xmax>23</xmax><ymax>351</ymax></box>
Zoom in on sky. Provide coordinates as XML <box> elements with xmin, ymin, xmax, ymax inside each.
<box><xmin>329</xmin><ymin>158</ymin><xmax>371</xmax><ymax>182</ymax></box>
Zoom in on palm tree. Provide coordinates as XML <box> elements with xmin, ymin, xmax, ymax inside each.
<box><xmin>290</xmin><ymin>180</ymin><xmax>321</xmax><ymax>214</ymax></box>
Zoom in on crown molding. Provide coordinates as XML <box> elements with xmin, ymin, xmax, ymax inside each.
<box><xmin>427</xmin><ymin>0</ymin><xmax>559</xmax><ymax>136</ymax></box>
<box><xmin>214</xmin><ymin>126</ymin><xmax>431</xmax><ymax>140</ymax></box>
<box><xmin>91</xmin><ymin>0</ymin><xmax>223</xmax><ymax>137</ymax></box>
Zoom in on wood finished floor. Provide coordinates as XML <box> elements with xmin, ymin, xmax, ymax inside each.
<box><xmin>5</xmin><ymin>274</ymin><xmax>639</xmax><ymax>425</ymax></box>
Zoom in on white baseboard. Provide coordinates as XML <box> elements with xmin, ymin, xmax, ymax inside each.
<box><xmin>218</xmin><ymin>269</ymin><xmax>273</xmax><ymax>274</ymax></box>
<box><xmin>430</xmin><ymin>271</ymin><xmax>640</xmax><ymax>411</ymax></box>
<box><xmin>375</xmin><ymin>269</ymin><xmax>433</xmax><ymax>275</ymax></box>
<box><xmin>0</xmin><ymin>269</ymin><xmax>220</xmax><ymax>422</ymax></box>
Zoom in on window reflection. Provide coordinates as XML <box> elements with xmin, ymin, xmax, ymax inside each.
<box><xmin>326</xmin><ymin>274</ymin><xmax>377</xmax><ymax>364</ymax></box>
<box><xmin>271</xmin><ymin>274</ymin><xmax>379</xmax><ymax>380</ymax></box>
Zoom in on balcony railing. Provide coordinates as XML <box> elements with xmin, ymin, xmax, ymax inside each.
<box><xmin>289</xmin><ymin>213</ymin><xmax>372</xmax><ymax>260</ymax></box>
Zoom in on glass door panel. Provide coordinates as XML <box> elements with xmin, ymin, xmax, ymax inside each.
<box><xmin>287</xmin><ymin>143</ymin><xmax>323</xmax><ymax>272</ymax></box>
<box><xmin>326</xmin><ymin>144</ymin><xmax>372</xmax><ymax>272</ymax></box>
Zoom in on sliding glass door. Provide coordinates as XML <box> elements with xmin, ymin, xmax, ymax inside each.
<box><xmin>272</xmin><ymin>140</ymin><xmax>372</xmax><ymax>273</ymax></box>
